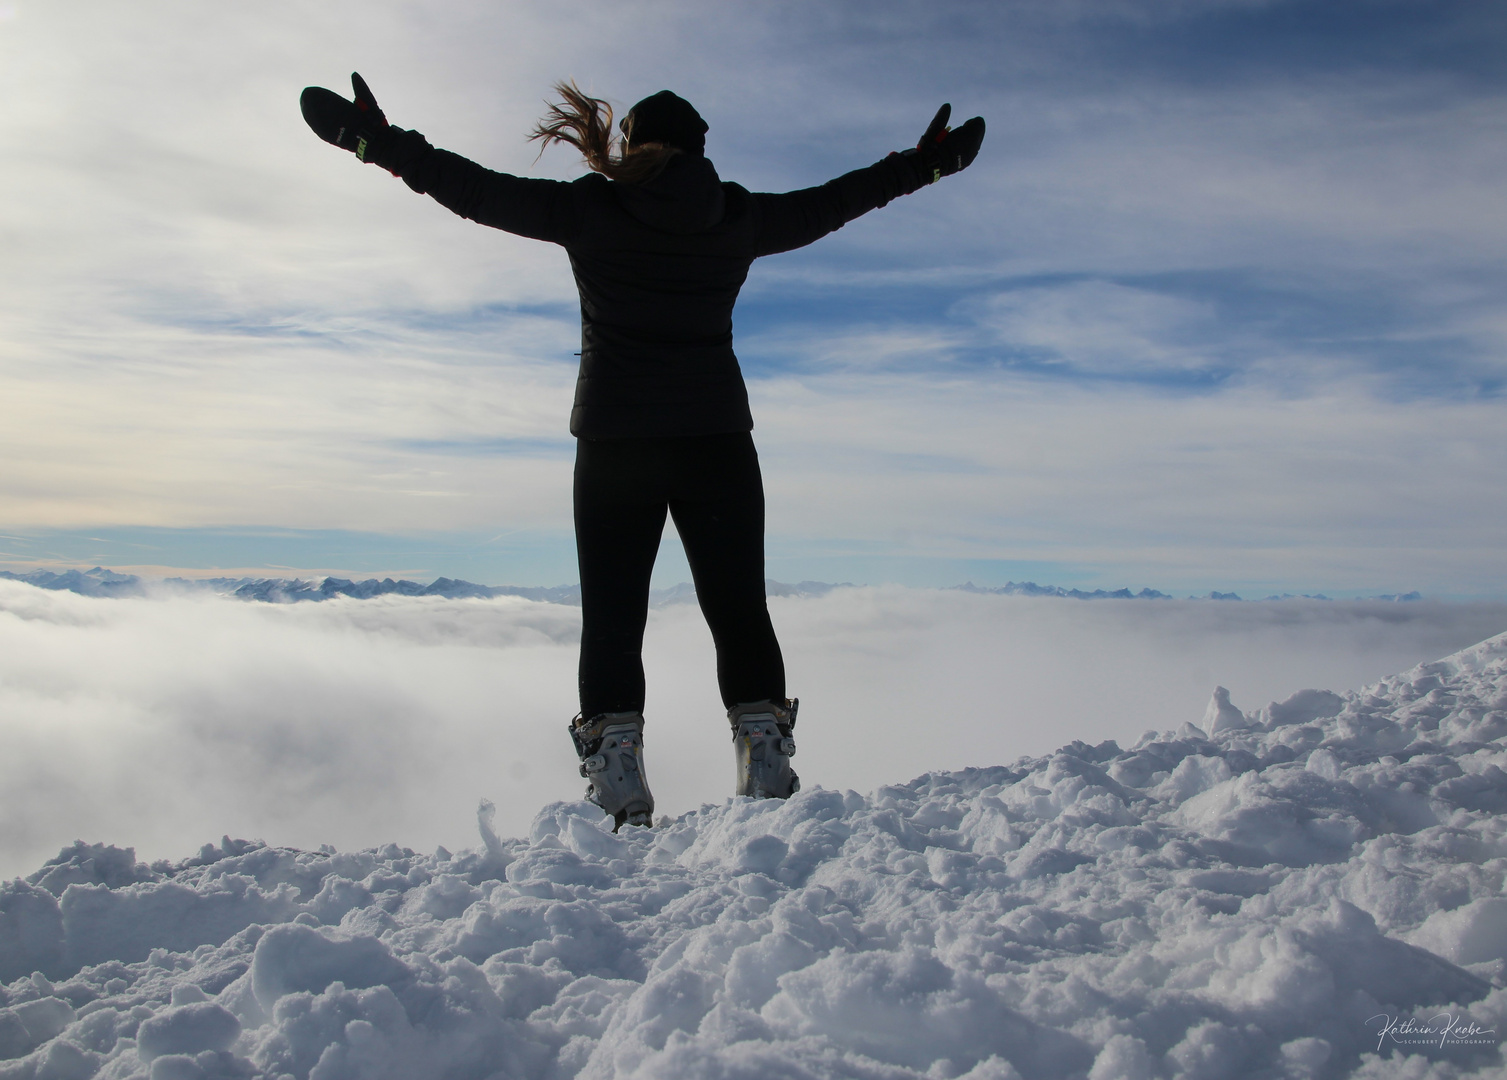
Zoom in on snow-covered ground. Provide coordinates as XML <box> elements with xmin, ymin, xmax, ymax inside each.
<box><xmin>2</xmin><ymin>587</ymin><xmax>1507</xmax><ymax>1078</ymax></box>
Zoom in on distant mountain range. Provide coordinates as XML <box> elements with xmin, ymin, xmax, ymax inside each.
<box><xmin>0</xmin><ymin>566</ymin><xmax>1422</xmax><ymax>605</ymax></box>
<box><xmin>952</xmin><ymin>581</ymin><xmax>1422</xmax><ymax>602</ymax></box>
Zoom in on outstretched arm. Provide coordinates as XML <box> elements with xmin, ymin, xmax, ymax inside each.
<box><xmin>300</xmin><ymin>73</ymin><xmax>577</xmax><ymax>245</ymax></box>
<box><xmin>400</xmin><ymin>150</ymin><xmax>577</xmax><ymax>244</ymax></box>
<box><xmin>751</xmin><ymin>104</ymin><xmax>985</xmax><ymax>257</ymax></box>
<box><xmin>751</xmin><ymin>156</ymin><xmax>916</xmax><ymax>257</ymax></box>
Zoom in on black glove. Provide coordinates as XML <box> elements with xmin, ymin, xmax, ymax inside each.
<box><xmin>903</xmin><ymin>104</ymin><xmax>986</xmax><ymax>185</ymax></box>
<box><xmin>300</xmin><ymin>73</ymin><xmax>429</xmax><ymax>174</ymax></box>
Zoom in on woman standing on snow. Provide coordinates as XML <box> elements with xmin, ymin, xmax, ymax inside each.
<box><xmin>301</xmin><ymin>76</ymin><xmax>984</xmax><ymax>829</ymax></box>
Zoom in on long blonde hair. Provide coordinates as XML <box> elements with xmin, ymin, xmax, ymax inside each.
<box><xmin>529</xmin><ymin>81</ymin><xmax>679</xmax><ymax>184</ymax></box>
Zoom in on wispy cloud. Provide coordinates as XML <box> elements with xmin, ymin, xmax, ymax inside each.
<box><xmin>970</xmin><ymin>280</ymin><xmax>1221</xmax><ymax>377</ymax></box>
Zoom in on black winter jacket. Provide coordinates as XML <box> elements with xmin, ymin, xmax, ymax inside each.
<box><xmin>397</xmin><ymin>146</ymin><xmax>925</xmax><ymax>438</ymax></box>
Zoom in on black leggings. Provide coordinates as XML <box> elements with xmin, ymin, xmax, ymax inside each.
<box><xmin>574</xmin><ymin>431</ymin><xmax>785</xmax><ymax>718</ymax></box>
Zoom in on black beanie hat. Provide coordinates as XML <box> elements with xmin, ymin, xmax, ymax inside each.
<box><xmin>621</xmin><ymin>90</ymin><xmax>707</xmax><ymax>156</ymax></box>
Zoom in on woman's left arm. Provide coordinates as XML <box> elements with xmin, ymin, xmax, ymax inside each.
<box><xmin>398</xmin><ymin>148</ymin><xmax>577</xmax><ymax>244</ymax></box>
<box><xmin>301</xmin><ymin>74</ymin><xmax>578</xmax><ymax>245</ymax></box>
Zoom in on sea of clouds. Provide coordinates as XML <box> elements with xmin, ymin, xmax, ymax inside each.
<box><xmin>2</xmin><ymin>579</ymin><xmax>1505</xmax><ymax>881</ymax></box>
<box><xmin>2</xmin><ymin>590</ymin><xmax>1506</xmax><ymax>1078</ymax></box>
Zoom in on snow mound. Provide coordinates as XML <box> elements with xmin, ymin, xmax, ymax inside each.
<box><xmin>4</xmin><ymin>635</ymin><xmax>1507</xmax><ymax>1079</ymax></box>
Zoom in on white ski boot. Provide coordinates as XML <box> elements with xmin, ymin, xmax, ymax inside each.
<box><xmin>729</xmin><ymin>698</ymin><xmax>800</xmax><ymax>799</ymax></box>
<box><xmin>569</xmin><ymin>712</ymin><xmax>654</xmax><ymax>830</ymax></box>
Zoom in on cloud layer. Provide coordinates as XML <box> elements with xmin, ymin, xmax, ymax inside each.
<box><xmin>3</xmin><ymin>580</ymin><xmax>1504</xmax><ymax>880</ymax></box>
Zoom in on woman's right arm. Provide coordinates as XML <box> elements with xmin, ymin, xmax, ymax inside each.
<box><xmin>398</xmin><ymin>146</ymin><xmax>579</xmax><ymax>245</ymax></box>
<box><xmin>750</xmin><ymin>105</ymin><xmax>985</xmax><ymax>257</ymax></box>
<box><xmin>750</xmin><ymin>155</ymin><xmax>923</xmax><ymax>257</ymax></box>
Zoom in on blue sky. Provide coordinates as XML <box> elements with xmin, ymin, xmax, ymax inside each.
<box><xmin>1</xmin><ymin>0</ymin><xmax>1504</xmax><ymax>595</ymax></box>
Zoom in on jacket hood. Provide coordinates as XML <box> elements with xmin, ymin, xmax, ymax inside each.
<box><xmin>615</xmin><ymin>153</ymin><xmax>725</xmax><ymax>234</ymax></box>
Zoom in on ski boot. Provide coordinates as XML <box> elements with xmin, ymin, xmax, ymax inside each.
<box><xmin>729</xmin><ymin>698</ymin><xmax>800</xmax><ymax>799</ymax></box>
<box><xmin>569</xmin><ymin>712</ymin><xmax>654</xmax><ymax>831</ymax></box>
